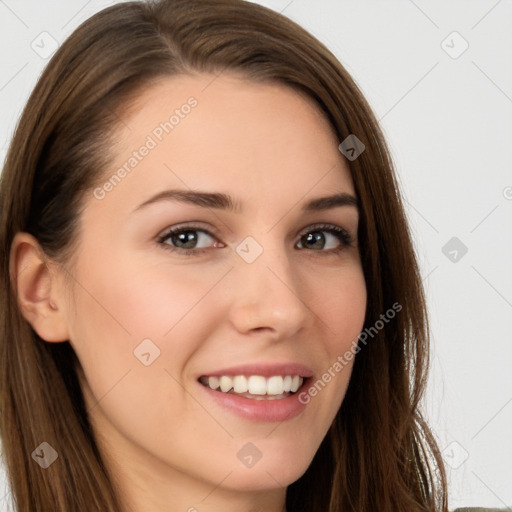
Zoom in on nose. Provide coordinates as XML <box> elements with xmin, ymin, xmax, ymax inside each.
<box><xmin>226</xmin><ymin>241</ymin><xmax>313</xmax><ymax>340</ymax></box>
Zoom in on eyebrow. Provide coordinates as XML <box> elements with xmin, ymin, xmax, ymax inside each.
<box><xmin>132</xmin><ymin>189</ymin><xmax>360</xmax><ymax>214</ymax></box>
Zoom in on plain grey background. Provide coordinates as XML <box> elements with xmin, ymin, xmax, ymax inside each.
<box><xmin>1</xmin><ymin>1</ymin><xmax>511</xmax><ymax>510</ymax></box>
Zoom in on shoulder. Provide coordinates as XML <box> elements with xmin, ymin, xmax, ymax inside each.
<box><xmin>453</xmin><ymin>508</ymin><xmax>507</xmax><ymax>512</ymax></box>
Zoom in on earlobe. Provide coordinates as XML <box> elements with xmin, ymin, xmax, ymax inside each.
<box><xmin>9</xmin><ymin>232</ymin><xmax>70</xmax><ymax>343</ymax></box>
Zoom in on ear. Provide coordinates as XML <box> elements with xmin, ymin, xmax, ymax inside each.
<box><xmin>9</xmin><ymin>232</ymin><xmax>70</xmax><ymax>343</ymax></box>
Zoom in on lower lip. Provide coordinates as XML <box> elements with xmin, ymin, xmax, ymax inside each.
<box><xmin>197</xmin><ymin>379</ymin><xmax>311</xmax><ymax>423</ymax></box>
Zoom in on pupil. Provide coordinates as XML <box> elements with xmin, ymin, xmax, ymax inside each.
<box><xmin>304</xmin><ymin>232</ymin><xmax>324</xmax><ymax>249</ymax></box>
<box><xmin>176</xmin><ymin>231</ymin><xmax>197</xmax><ymax>249</ymax></box>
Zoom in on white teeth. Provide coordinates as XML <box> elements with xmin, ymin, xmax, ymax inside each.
<box><xmin>248</xmin><ymin>376</ymin><xmax>267</xmax><ymax>395</ymax></box>
<box><xmin>290</xmin><ymin>375</ymin><xmax>301</xmax><ymax>393</ymax></box>
<box><xmin>219</xmin><ymin>376</ymin><xmax>233</xmax><ymax>393</ymax></box>
<box><xmin>266</xmin><ymin>376</ymin><xmax>283</xmax><ymax>395</ymax></box>
<box><xmin>233</xmin><ymin>375</ymin><xmax>248</xmax><ymax>393</ymax></box>
<box><xmin>201</xmin><ymin>375</ymin><xmax>305</xmax><ymax>396</ymax></box>
<box><xmin>208</xmin><ymin>376</ymin><xmax>220</xmax><ymax>390</ymax></box>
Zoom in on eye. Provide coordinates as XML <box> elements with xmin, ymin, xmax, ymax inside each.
<box><xmin>157</xmin><ymin>223</ymin><xmax>355</xmax><ymax>256</ymax></box>
<box><xmin>296</xmin><ymin>223</ymin><xmax>354</xmax><ymax>254</ymax></box>
<box><xmin>158</xmin><ymin>224</ymin><xmax>222</xmax><ymax>255</ymax></box>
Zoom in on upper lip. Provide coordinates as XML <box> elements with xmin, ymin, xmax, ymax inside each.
<box><xmin>198</xmin><ymin>363</ymin><xmax>314</xmax><ymax>379</ymax></box>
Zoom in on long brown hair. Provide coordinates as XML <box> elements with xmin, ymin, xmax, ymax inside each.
<box><xmin>0</xmin><ymin>0</ymin><xmax>448</xmax><ymax>510</ymax></box>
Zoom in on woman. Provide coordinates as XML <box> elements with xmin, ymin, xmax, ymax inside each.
<box><xmin>0</xmin><ymin>0</ymin><xmax>502</xmax><ymax>511</ymax></box>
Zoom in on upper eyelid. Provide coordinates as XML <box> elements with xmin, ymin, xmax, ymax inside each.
<box><xmin>158</xmin><ymin>222</ymin><xmax>220</xmax><ymax>240</ymax></box>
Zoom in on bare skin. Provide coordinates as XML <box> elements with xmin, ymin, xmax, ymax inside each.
<box><xmin>11</xmin><ymin>72</ymin><xmax>367</xmax><ymax>512</ymax></box>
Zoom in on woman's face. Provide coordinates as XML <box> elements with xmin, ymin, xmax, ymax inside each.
<box><xmin>55</xmin><ymin>73</ymin><xmax>367</xmax><ymax>508</ymax></box>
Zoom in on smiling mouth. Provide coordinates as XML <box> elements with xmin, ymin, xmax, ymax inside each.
<box><xmin>198</xmin><ymin>374</ymin><xmax>307</xmax><ymax>400</ymax></box>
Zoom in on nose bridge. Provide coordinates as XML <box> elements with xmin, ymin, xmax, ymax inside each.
<box><xmin>227</xmin><ymin>234</ymin><xmax>311</xmax><ymax>336</ymax></box>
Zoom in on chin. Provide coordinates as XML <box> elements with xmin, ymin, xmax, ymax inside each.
<box><xmin>217</xmin><ymin>451</ymin><xmax>313</xmax><ymax>492</ymax></box>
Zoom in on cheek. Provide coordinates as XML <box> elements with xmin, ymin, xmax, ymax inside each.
<box><xmin>296</xmin><ymin>263</ymin><xmax>366</xmax><ymax>422</ymax></box>
<box><xmin>67</xmin><ymin>255</ymin><xmax>219</xmax><ymax>452</ymax></box>
<box><xmin>67</xmin><ymin>252</ymin><xmax>232</xmax><ymax>396</ymax></box>
<box><xmin>315</xmin><ymin>264</ymin><xmax>367</xmax><ymax>350</ymax></box>
<box><xmin>71</xmin><ymin>249</ymin><xmax>227</xmax><ymax>344</ymax></box>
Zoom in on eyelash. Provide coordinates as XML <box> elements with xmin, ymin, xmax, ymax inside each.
<box><xmin>157</xmin><ymin>223</ymin><xmax>355</xmax><ymax>257</ymax></box>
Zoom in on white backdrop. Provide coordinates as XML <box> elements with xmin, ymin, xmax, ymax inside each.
<box><xmin>1</xmin><ymin>1</ymin><xmax>511</xmax><ymax>510</ymax></box>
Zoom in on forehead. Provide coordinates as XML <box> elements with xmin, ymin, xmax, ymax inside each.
<box><xmin>90</xmin><ymin>73</ymin><xmax>355</xmax><ymax>219</ymax></box>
